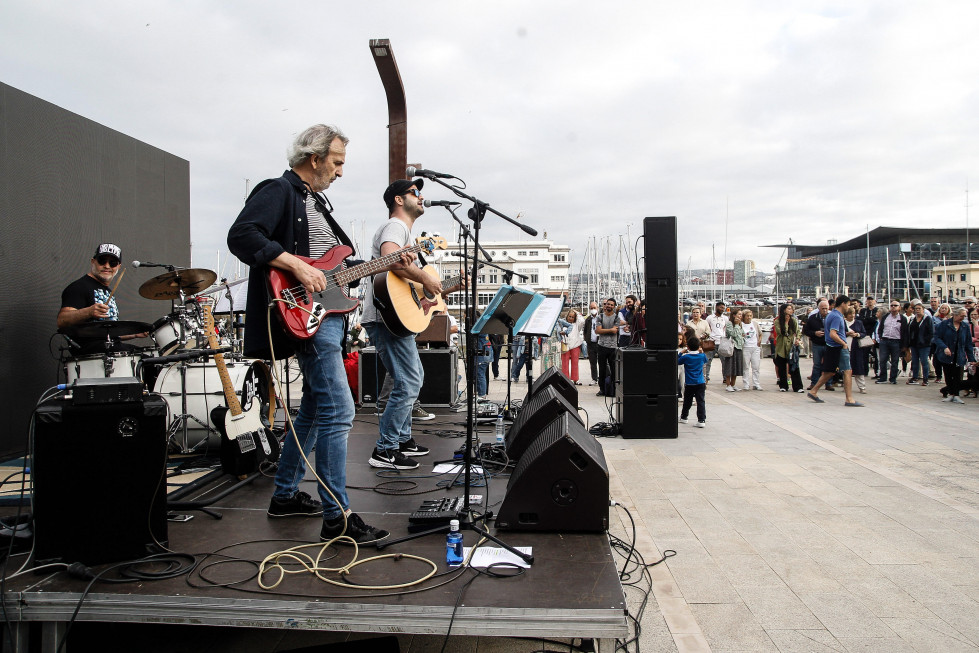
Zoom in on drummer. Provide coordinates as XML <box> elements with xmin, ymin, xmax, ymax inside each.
<box><xmin>57</xmin><ymin>243</ymin><xmax>145</xmax><ymax>352</ymax></box>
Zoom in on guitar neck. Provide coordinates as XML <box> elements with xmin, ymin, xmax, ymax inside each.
<box><xmin>203</xmin><ymin>309</ymin><xmax>243</xmax><ymax>416</ymax></box>
<box><xmin>334</xmin><ymin>242</ymin><xmax>428</xmax><ymax>286</ymax></box>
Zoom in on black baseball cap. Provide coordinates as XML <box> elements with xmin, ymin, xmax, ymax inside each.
<box><xmin>383</xmin><ymin>178</ymin><xmax>424</xmax><ymax>209</ymax></box>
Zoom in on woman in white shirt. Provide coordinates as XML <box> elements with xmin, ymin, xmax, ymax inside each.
<box><xmin>559</xmin><ymin>309</ymin><xmax>587</xmax><ymax>385</ymax></box>
<box><xmin>741</xmin><ymin>309</ymin><xmax>763</xmax><ymax>390</ymax></box>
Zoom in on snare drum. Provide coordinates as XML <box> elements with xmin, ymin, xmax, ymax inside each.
<box><xmin>153</xmin><ymin>360</ymin><xmax>269</xmax><ymax>432</ymax></box>
<box><xmin>64</xmin><ymin>350</ymin><xmax>142</xmax><ymax>383</ymax></box>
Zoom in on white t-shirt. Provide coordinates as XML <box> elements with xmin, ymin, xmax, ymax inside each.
<box><xmin>706</xmin><ymin>313</ymin><xmax>728</xmax><ymax>340</ymax></box>
<box><xmin>742</xmin><ymin>321</ymin><xmax>759</xmax><ymax>349</ymax></box>
<box><xmin>361</xmin><ymin>219</ymin><xmax>414</xmax><ymax>325</ymax></box>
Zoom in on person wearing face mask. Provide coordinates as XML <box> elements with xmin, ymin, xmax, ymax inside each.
<box><xmin>583</xmin><ymin>301</ymin><xmax>600</xmax><ymax>385</ymax></box>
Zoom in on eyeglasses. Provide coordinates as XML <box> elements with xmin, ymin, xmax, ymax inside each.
<box><xmin>96</xmin><ymin>256</ymin><xmax>120</xmax><ymax>267</ymax></box>
<box><xmin>890</xmin><ymin>304</ymin><xmax>900</xmax><ymax>307</ymax></box>
<box><xmin>404</xmin><ymin>188</ymin><xmax>421</xmax><ymax>198</ymax></box>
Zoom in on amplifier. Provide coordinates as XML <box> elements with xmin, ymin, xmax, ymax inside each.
<box><xmin>71</xmin><ymin>376</ymin><xmax>144</xmax><ymax>405</ymax></box>
<box><xmin>616</xmin><ymin>348</ymin><xmax>678</xmax><ymax>397</ymax></box>
<box><xmin>416</xmin><ymin>315</ymin><xmax>451</xmax><ymax>345</ymax></box>
<box><xmin>359</xmin><ymin>346</ymin><xmax>459</xmax><ymax>406</ymax></box>
<box><xmin>615</xmin><ymin>394</ymin><xmax>678</xmax><ymax>439</ymax></box>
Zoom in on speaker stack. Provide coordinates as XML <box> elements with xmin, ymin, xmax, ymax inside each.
<box><xmin>33</xmin><ymin>394</ymin><xmax>169</xmax><ymax>564</ymax></box>
<box><xmin>615</xmin><ymin>216</ymin><xmax>679</xmax><ymax>438</ymax></box>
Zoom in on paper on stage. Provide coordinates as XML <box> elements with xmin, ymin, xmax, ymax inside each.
<box><xmin>517</xmin><ymin>296</ymin><xmax>564</xmax><ymax>337</ymax></box>
<box><xmin>432</xmin><ymin>463</ymin><xmax>484</xmax><ymax>474</ymax></box>
<box><xmin>461</xmin><ymin>546</ymin><xmax>533</xmax><ymax>569</ymax></box>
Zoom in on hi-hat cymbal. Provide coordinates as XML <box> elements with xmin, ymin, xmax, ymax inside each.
<box><xmin>139</xmin><ymin>268</ymin><xmax>217</xmax><ymax>300</ymax></box>
<box><xmin>74</xmin><ymin>320</ymin><xmax>154</xmax><ymax>340</ymax></box>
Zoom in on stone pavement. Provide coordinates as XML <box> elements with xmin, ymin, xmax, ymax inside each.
<box><xmin>561</xmin><ymin>356</ymin><xmax>979</xmax><ymax>653</ymax></box>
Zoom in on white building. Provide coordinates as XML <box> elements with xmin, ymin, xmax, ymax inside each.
<box><xmin>427</xmin><ymin>239</ymin><xmax>572</xmax><ymax>314</ymax></box>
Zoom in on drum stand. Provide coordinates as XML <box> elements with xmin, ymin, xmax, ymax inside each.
<box><xmin>165</xmin><ymin>286</ymin><xmax>216</xmax><ymax>454</ymax></box>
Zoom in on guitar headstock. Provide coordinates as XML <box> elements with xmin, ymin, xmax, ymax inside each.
<box><xmin>416</xmin><ymin>235</ymin><xmax>449</xmax><ymax>253</ymax></box>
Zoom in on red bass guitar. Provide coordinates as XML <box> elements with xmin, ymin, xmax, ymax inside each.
<box><xmin>267</xmin><ymin>236</ymin><xmax>447</xmax><ymax>341</ymax></box>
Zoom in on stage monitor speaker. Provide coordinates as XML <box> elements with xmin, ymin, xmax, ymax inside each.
<box><xmin>359</xmin><ymin>346</ymin><xmax>459</xmax><ymax>406</ymax></box>
<box><xmin>506</xmin><ymin>385</ymin><xmax>583</xmax><ymax>461</ymax></box>
<box><xmin>496</xmin><ymin>413</ymin><xmax>608</xmax><ymax>533</ymax></box>
<box><xmin>617</xmin><ymin>347</ymin><xmax>678</xmax><ymax>397</ymax></box>
<box><xmin>33</xmin><ymin>396</ymin><xmax>169</xmax><ymax>565</ymax></box>
<box><xmin>615</xmin><ymin>394</ymin><xmax>678</xmax><ymax>439</ymax></box>
<box><xmin>527</xmin><ymin>366</ymin><xmax>577</xmax><ymax>407</ymax></box>
<box><xmin>643</xmin><ymin>217</ymin><xmax>678</xmax><ymax>348</ymax></box>
<box><xmin>416</xmin><ymin>314</ymin><xmax>451</xmax><ymax>345</ymax></box>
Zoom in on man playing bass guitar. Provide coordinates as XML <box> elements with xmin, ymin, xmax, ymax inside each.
<box><xmin>361</xmin><ymin>178</ymin><xmax>465</xmax><ymax>470</ymax></box>
<box><xmin>228</xmin><ymin>124</ymin><xmax>412</xmax><ymax>546</ymax></box>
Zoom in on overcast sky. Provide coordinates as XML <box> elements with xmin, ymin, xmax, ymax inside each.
<box><xmin>3</xmin><ymin>1</ymin><xmax>977</xmax><ymax>280</ymax></box>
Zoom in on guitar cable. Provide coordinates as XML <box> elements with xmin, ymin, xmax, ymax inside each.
<box><xmin>260</xmin><ymin>300</ymin><xmax>443</xmax><ymax>591</ymax></box>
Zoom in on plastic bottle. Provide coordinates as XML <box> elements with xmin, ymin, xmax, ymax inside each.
<box><xmin>446</xmin><ymin>519</ymin><xmax>464</xmax><ymax>566</ymax></box>
<box><xmin>495</xmin><ymin>414</ymin><xmax>505</xmax><ymax>444</ymax></box>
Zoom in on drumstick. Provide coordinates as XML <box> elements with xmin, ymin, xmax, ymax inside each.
<box><xmin>106</xmin><ymin>268</ymin><xmax>126</xmax><ymax>303</ymax></box>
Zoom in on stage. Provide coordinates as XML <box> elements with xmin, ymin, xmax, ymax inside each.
<box><xmin>1</xmin><ymin>405</ymin><xmax>628</xmax><ymax>652</ymax></box>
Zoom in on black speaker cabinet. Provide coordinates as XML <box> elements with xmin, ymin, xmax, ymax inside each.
<box><xmin>616</xmin><ymin>347</ymin><xmax>678</xmax><ymax>396</ymax></box>
<box><xmin>506</xmin><ymin>385</ymin><xmax>583</xmax><ymax>461</ymax></box>
<box><xmin>643</xmin><ymin>217</ymin><xmax>678</xmax><ymax>348</ymax></box>
<box><xmin>496</xmin><ymin>414</ymin><xmax>609</xmax><ymax>532</ymax></box>
<box><xmin>528</xmin><ymin>366</ymin><xmax>577</xmax><ymax>407</ymax></box>
<box><xmin>615</xmin><ymin>394</ymin><xmax>678</xmax><ymax>439</ymax></box>
<box><xmin>416</xmin><ymin>315</ymin><xmax>451</xmax><ymax>345</ymax></box>
<box><xmin>359</xmin><ymin>346</ymin><xmax>458</xmax><ymax>406</ymax></box>
<box><xmin>33</xmin><ymin>396</ymin><xmax>169</xmax><ymax>564</ymax></box>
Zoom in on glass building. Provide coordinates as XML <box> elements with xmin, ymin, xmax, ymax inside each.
<box><xmin>766</xmin><ymin>227</ymin><xmax>978</xmax><ymax>301</ymax></box>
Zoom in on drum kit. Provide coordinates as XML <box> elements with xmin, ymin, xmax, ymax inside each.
<box><xmin>59</xmin><ymin>266</ymin><xmax>266</xmax><ymax>453</ymax></box>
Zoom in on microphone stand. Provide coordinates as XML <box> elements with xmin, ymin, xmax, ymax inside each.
<box><xmin>378</xmin><ymin>181</ymin><xmax>538</xmax><ymax>564</ymax></box>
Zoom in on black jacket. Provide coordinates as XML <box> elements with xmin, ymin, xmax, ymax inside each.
<box><xmin>227</xmin><ymin>170</ymin><xmax>357</xmax><ymax>360</ymax></box>
<box><xmin>909</xmin><ymin>315</ymin><xmax>934</xmax><ymax>349</ymax></box>
<box><xmin>803</xmin><ymin>311</ymin><xmax>827</xmax><ymax>347</ymax></box>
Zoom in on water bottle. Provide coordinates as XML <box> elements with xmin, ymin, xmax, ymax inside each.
<box><xmin>495</xmin><ymin>414</ymin><xmax>505</xmax><ymax>444</ymax></box>
<box><xmin>446</xmin><ymin>519</ymin><xmax>464</xmax><ymax>566</ymax></box>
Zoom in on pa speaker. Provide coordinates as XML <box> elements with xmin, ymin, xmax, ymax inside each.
<box><xmin>615</xmin><ymin>394</ymin><xmax>678</xmax><ymax>439</ymax></box>
<box><xmin>528</xmin><ymin>367</ymin><xmax>577</xmax><ymax>406</ymax></box>
<box><xmin>643</xmin><ymin>217</ymin><xmax>678</xmax><ymax>348</ymax></box>
<box><xmin>33</xmin><ymin>396</ymin><xmax>169</xmax><ymax>564</ymax></box>
<box><xmin>496</xmin><ymin>414</ymin><xmax>609</xmax><ymax>532</ymax></box>
<box><xmin>506</xmin><ymin>385</ymin><xmax>583</xmax><ymax>461</ymax></box>
<box><xmin>617</xmin><ymin>348</ymin><xmax>678</xmax><ymax>396</ymax></box>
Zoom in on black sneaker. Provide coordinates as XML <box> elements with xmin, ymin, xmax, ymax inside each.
<box><xmin>369</xmin><ymin>447</ymin><xmax>420</xmax><ymax>470</ymax></box>
<box><xmin>321</xmin><ymin>512</ymin><xmax>390</xmax><ymax>546</ymax></box>
<box><xmin>399</xmin><ymin>438</ymin><xmax>430</xmax><ymax>457</ymax></box>
<box><xmin>267</xmin><ymin>491</ymin><xmax>322</xmax><ymax>518</ymax></box>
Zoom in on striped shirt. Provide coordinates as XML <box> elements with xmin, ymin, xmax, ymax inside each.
<box><xmin>306</xmin><ymin>192</ymin><xmax>340</xmax><ymax>258</ymax></box>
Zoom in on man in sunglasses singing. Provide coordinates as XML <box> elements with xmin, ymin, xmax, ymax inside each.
<box><xmin>57</xmin><ymin>243</ymin><xmax>128</xmax><ymax>352</ymax></box>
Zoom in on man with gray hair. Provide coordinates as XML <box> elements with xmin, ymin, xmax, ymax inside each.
<box><xmin>229</xmin><ymin>124</ymin><xmax>412</xmax><ymax>546</ymax></box>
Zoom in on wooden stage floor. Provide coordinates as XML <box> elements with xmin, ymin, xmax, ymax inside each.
<box><xmin>2</xmin><ymin>407</ymin><xmax>628</xmax><ymax>651</ymax></box>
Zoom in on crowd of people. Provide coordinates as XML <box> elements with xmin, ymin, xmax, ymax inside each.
<box><xmin>677</xmin><ymin>296</ymin><xmax>979</xmax><ymax>412</ymax></box>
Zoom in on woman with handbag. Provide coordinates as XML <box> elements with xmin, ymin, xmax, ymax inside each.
<box><xmin>774</xmin><ymin>303</ymin><xmax>805</xmax><ymax>392</ymax></box>
<box><xmin>721</xmin><ymin>308</ymin><xmax>745</xmax><ymax>392</ymax></box>
<box><xmin>845</xmin><ymin>306</ymin><xmax>869</xmax><ymax>393</ymax></box>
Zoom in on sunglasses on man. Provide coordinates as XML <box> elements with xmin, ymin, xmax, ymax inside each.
<box><xmin>96</xmin><ymin>256</ymin><xmax>120</xmax><ymax>267</ymax></box>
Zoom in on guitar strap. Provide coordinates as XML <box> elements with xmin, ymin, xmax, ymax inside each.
<box><xmin>306</xmin><ymin>186</ymin><xmax>355</xmax><ymax>251</ymax></box>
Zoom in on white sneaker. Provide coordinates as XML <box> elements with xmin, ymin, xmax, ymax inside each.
<box><xmin>725</xmin><ymin>386</ymin><xmax>735</xmax><ymax>392</ymax></box>
<box><xmin>942</xmin><ymin>396</ymin><xmax>954</xmax><ymax>402</ymax></box>
<box><xmin>679</xmin><ymin>417</ymin><xmax>688</xmax><ymax>424</ymax></box>
<box><xmin>754</xmin><ymin>385</ymin><xmax>764</xmax><ymax>391</ymax></box>
<box><xmin>695</xmin><ymin>421</ymin><xmax>706</xmax><ymax>428</ymax></box>
<box><xmin>950</xmin><ymin>396</ymin><xmax>965</xmax><ymax>404</ymax></box>
<box><xmin>742</xmin><ymin>385</ymin><xmax>750</xmax><ymax>391</ymax></box>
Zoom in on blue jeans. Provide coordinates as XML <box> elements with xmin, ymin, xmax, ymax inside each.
<box><xmin>910</xmin><ymin>345</ymin><xmax>930</xmax><ymax>380</ymax></box>
<box><xmin>476</xmin><ymin>355</ymin><xmax>491</xmax><ymax>396</ymax></box>
<box><xmin>273</xmin><ymin>315</ymin><xmax>353</xmax><ymax>520</ymax></box>
<box><xmin>703</xmin><ymin>348</ymin><xmax>716</xmax><ymax>382</ymax></box>
<box><xmin>879</xmin><ymin>338</ymin><xmax>902</xmax><ymax>382</ymax></box>
<box><xmin>810</xmin><ymin>343</ymin><xmax>826</xmax><ymax>387</ymax></box>
<box><xmin>512</xmin><ymin>353</ymin><xmax>532</xmax><ymax>380</ymax></box>
<box><xmin>365</xmin><ymin>322</ymin><xmax>423</xmax><ymax>453</ymax></box>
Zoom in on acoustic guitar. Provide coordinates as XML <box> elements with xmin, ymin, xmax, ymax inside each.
<box><xmin>373</xmin><ymin>267</ymin><xmax>470</xmax><ymax>338</ymax></box>
<box><xmin>267</xmin><ymin>236</ymin><xmax>446</xmax><ymax>341</ymax></box>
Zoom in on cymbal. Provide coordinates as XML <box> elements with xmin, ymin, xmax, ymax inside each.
<box><xmin>139</xmin><ymin>268</ymin><xmax>217</xmax><ymax>300</ymax></box>
<box><xmin>74</xmin><ymin>320</ymin><xmax>154</xmax><ymax>340</ymax></box>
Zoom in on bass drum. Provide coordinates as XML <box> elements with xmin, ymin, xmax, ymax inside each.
<box><xmin>153</xmin><ymin>360</ymin><xmax>271</xmax><ymax>432</ymax></box>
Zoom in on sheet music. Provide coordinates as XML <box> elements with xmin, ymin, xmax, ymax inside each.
<box><xmin>517</xmin><ymin>297</ymin><xmax>564</xmax><ymax>337</ymax></box>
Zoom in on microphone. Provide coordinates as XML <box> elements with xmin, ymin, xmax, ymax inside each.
<box><xmin>406</xmin><ymin>166</ymin><xmax>454</xmax><ymax>179</ymax></box>
<box><xmin>132</xmin><ymin>260</ymin><xmax>168</xmax><ymax>268</ymax></box>
<box><xmin>424</xmin><ymin>199</ymin><xmax>461</xmax><ymax>207</ymax></box>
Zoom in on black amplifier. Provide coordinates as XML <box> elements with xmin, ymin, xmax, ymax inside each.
<box><xmin>71</xmin><ymin>376</ymin><xmax>144</xmax><ymax>405</ymax></box>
